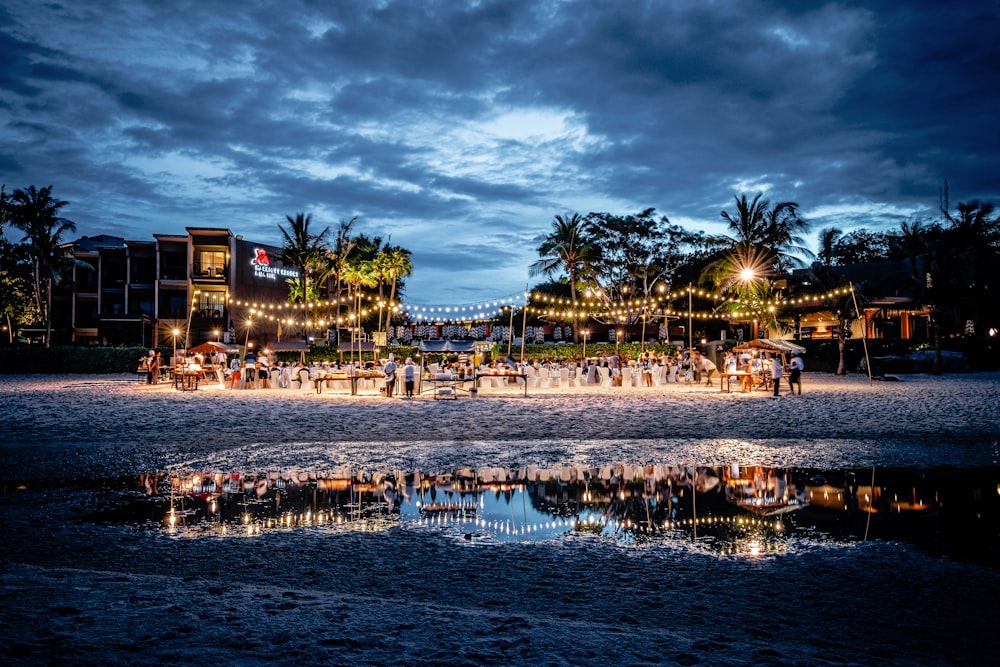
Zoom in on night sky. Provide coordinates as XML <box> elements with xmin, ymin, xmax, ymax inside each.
<box><xmin>2</xmin><ymin>0</ymin><xmax>998</xmax><ymax>304</ymax></box>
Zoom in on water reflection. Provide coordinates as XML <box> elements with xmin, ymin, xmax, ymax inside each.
<box><xmin>100</xmin><ymin>464</ymin><xmax>999</xmax><ymax>565</ymax></box>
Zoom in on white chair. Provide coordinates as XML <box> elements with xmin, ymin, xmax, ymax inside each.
<box><xmin>558</xmin><ymin>367</ymin><xmax>570</xmax><ymax>388</ymax></box>
<box><xmin>621</xmin><ymin>367</ymin><xmax>633</xmax><ymax>388</ymax></box>
<box><xmin>298</xmin><ymin>369</ymin><xmax>312</xmax><ymax>391</ymax></box>
<box><xmin>668</xmin><ymin>365</ymin><xmax>679</xmax><ymax>383</ymax></box>
<box><xmin>532</xmin><ymin>367</ymin><xmax>543</xmax><ymax>388</ymax></box>
<box><xmin>597</xmin><ymin>367</ymin><xmax>611</xmax><ymax>386</ymax></box>
<box><xmin>586</xmin><ymin>365</ymin><xmax>598</xmax><ymax>385</ymax></box>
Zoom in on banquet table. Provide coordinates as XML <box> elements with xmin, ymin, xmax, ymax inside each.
<box><xmin>310</xmin><ymin>371</ymin><xmax>383</xmax><ymax>395</ymax></box>
<box><xmin>719</xmin><ymin>371</ymin><xmax>752</xmax><ymax>393</ymax></box>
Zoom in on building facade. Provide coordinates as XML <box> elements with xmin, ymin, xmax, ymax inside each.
<box><xmin>53</xmin><ymin>228</ymin><xmax>297</xmax><ymax>349</ymax></box>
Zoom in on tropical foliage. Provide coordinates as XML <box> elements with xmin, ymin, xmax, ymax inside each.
<box><xmin>279</xmin><ymin>212</ymin><xmax>329</xmax><ymax>304</ymax></box>
<box><xmin>278</xmin><ymin>213</ymin><xmax>413</xmax><ymax>342</ymax></box>
<box><xmin>4</xmin><ymin>173</ymin><xmax>998</xmax><ymax>377</ymax></box>
<box><xmin>529</xmin><ymin>213</ymin><xmax>598</xmax><ymax>342</ymax></box>
<box><xmin>2</xmin><ymin>185</ymin><xmax>89</xmax><ymax>347</ymax></box>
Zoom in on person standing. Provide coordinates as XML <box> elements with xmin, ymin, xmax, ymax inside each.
<box><xmin>383</xmin><ymin>354</ymin><xmax>398</xmax><ymax>398</ymax></box>
<box><xmin>702</xmin><ymin>355</ymin><xmax>717</xmax><ymax>387</ymax></box>
<box><xmin>403</xmin><ymin>357</ymin><xmax>416</xmax><ymax>397</ymax></box>
<box><xmin>243</xmin><ymin>349</ymin><xmax>257</xmax><ymax>389</ymax></box>
<box><xmin>788</xmin><ymin>351</ymin><xmax>804</xmax><ymax>395</ymax></box>
<box><xmin>229</xmin><ymin>356</ymin><xmax>241</xmax><ymax>389</ymax></box>
<box><xmin>771</xmin><ymin>354</ymin><xmax>784</xmax><ymax>397</ymax></box>
<box><xmin>691</xmin><ymin>351</ymin><xmax>702</xmax><ymax>384</ymax></box>
<box><xmin>148</xmin><ymin>350</ymin><xmax>159</xmax><ymax>385</ymax></box>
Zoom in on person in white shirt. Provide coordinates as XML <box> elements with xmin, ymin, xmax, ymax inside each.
<box><xmin>788</xmin><ymin>352</ymin><xmax>804</xmax><ymax>395</ymax></box>
<box><xmin>771</xmin><ymin>355</ymin><xmax>784</xmax><ymax>397</ymax></box>
<box><xmin>383</xmin><ymin>354</ymin><xmax>398</xmax><ymax>398</ymax></box>
<box><xmin>403</xmin><ymin>357</ymin><xmax>417</xmax><ymax>397</ymax></box>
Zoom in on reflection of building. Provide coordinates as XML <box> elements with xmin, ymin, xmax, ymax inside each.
<box><xmin>723</xmin><ymin>465</ymin><xmax>807</xmax><ymax>516</ymax></box>
<box><xmin>50</xmin><ymin>228</ymin><xmax>297</xmax><ymax>347</ymax></box>
<box><xmin>96</xmin><ymin>464</ymin><xmax>999</xmax><ymax>565</ymax></box>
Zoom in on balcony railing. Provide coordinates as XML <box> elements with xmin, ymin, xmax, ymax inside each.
<box><xmin>192</xmin><ymin>263</ymin><xmax>228</xmax><ymax>279</ymax></box>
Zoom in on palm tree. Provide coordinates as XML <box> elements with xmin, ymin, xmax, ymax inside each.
<box><xmin>530</xmin><ymin>213</ymin><xmax>598</xmax><ymax>342</ymax></box>
<box><xmin>719</xmin><ymin>193</ymin><xmax>811</xmax><ymax>272</ymax></box>
<box><xmin>341</xmin><ymin>259</ymin><xmax>378</xmax><ymax>360</ymax></box>
<box><xmin>705</xmin><ymin>193</ymin><xmax>811</xmax><ymax>338</ymax></box>
<box><xmin>6</xmin><ymin>185</ymin><xmax>78</xmax><ymax>347</ymax></box>
<box><xmin>0</xmin><ymin>185</ymin><xmax>9</xmax><ymax>231</ymax></box>
<box><xmin>810</xmin><ymin>227</ymin><xmax>862</xmax><ymax>375</ymax></box>
<box><xmin>928</xmin><ymin>199</ymin><xmax>1000</xmax><ymax>372</ymax></box>
<box><xmin>816</xmin><ymin>227</ymin><xmax>844</xmax><ymax>269</ymax></box>
<box><xmin>373</xmin><ymin>246</ymin><xmax>413</xmax><ymax>331</ymax></box>
<box><xmin>319</xmin><ymin>217</ymin><xmax>359</xmax><ymax>334</ymax></box>
<box><xmin>279</xmin><ymin>213</ymin><xmax>329</xmax><ymax>306</ymax></box>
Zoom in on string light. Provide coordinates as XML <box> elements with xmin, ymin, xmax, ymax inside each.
<box><xmin>224</xmin><ymin>284</ymin><xmax>857</xmax><ymax>327</ymax></box>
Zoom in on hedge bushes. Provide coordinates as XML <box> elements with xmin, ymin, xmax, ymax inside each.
<box><xmin>0</xmin><ymin>346</ymin><xmax>165</xmax><ymax>374</ymax></box>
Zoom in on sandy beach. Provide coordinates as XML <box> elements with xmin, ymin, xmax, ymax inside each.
<box><xmin>1</xmin><ymin>371</ymin><xmax>998</xmax><ymax>665</ymax></box>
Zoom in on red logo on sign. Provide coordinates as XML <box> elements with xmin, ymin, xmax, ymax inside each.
<box><xmin>252</xmin><ymin>248</ymin><xmax>271</xmax><ymax>266</ymax></box>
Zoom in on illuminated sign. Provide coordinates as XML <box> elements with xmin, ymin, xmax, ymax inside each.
<box><xmin>250</xmin><ymin>248</ymin><xmax>300</xmax><ymax>281</ymax></box>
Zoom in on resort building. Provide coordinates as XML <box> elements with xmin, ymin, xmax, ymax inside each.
<box><xmin>50</xmin><ymin>228</ymin><xmax>296</xmax><ymax>348</ymax></box>
<box><xmin>43</xmin><ymin>227</ymin><xmax>935</xmax><ymax>350</ymax></box>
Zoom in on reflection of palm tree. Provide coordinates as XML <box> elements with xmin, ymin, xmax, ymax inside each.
<box><xmin>530</xmin><ymin>213</ymin><xmax>598</xmax><ymax>342</ymax></box>
<box><xmin>6</xmin><ymin>185</ymin><xmax>81</xmax><ymax>347</ymax></box>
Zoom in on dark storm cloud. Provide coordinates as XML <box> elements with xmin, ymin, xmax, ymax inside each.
<box><xmin>2</xmin><ymin>0</ymin><xmax>998</xmax><ymax>302</ymax></box>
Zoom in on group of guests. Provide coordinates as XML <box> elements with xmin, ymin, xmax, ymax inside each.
<box><xmin>151</xmin><ymin>345</ymin><xmax>803</xmax><ymax>396</ymax></box>
<box><xmin>518</xmin><ymin>351</ymin><xmax>718</xmax><ymax>387</ymax></box>
<box><xmin>424</xmin><ymin>352</ymin><xmax>718</xmax><ymax>388</ymax></box>
<box><xmin>768</xmin><ymin>351</ymin><xmax>804</xmax><ymax>396</ymax></box>
<box><xmin>220</xmin><ymin>353</ymin><xmax>420</xmax><ymax>398</ymax></box>
<box><xmin>451</xmin><ymin>348</ymin><xmax>804</xmax><ymax>394</ymax></box>
<box><xmin>143</xmin><ymin>349</ymin><xmax>164</xmax><ymax>384</ymax></box>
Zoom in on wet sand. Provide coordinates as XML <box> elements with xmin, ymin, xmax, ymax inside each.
<box><xmin>1</xmin><ymin>372</ymin><xmax>998</xmax><ymax>665</ymax></box>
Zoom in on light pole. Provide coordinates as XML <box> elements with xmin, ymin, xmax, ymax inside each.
<box><xmin>213</xmin><ymin>329</ymin><xmax>220</xmax><ymax>343</ymax></box>
<box><xmin>687</xmin><ymin>283</ymin><xmax>693</xmax><ymax>352</ymax></box>
<box><xmin>582</xmin><ymin>329</ymin><xmax>589</xmax><ymax>360</ymax></box>
<box><xmin>659</xmin><ymin>284</ymin><xmax>668</xmax><ymax>342</ymax></box>
<box><xmin>739</xmin><ymin>269</ymin><xmax>757</xmax><ymax>340</ymax></box>
<box><xmin>172</xmin><ymin>328</ymin><xmax>179</xmax><ymax>365</ymax></box>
